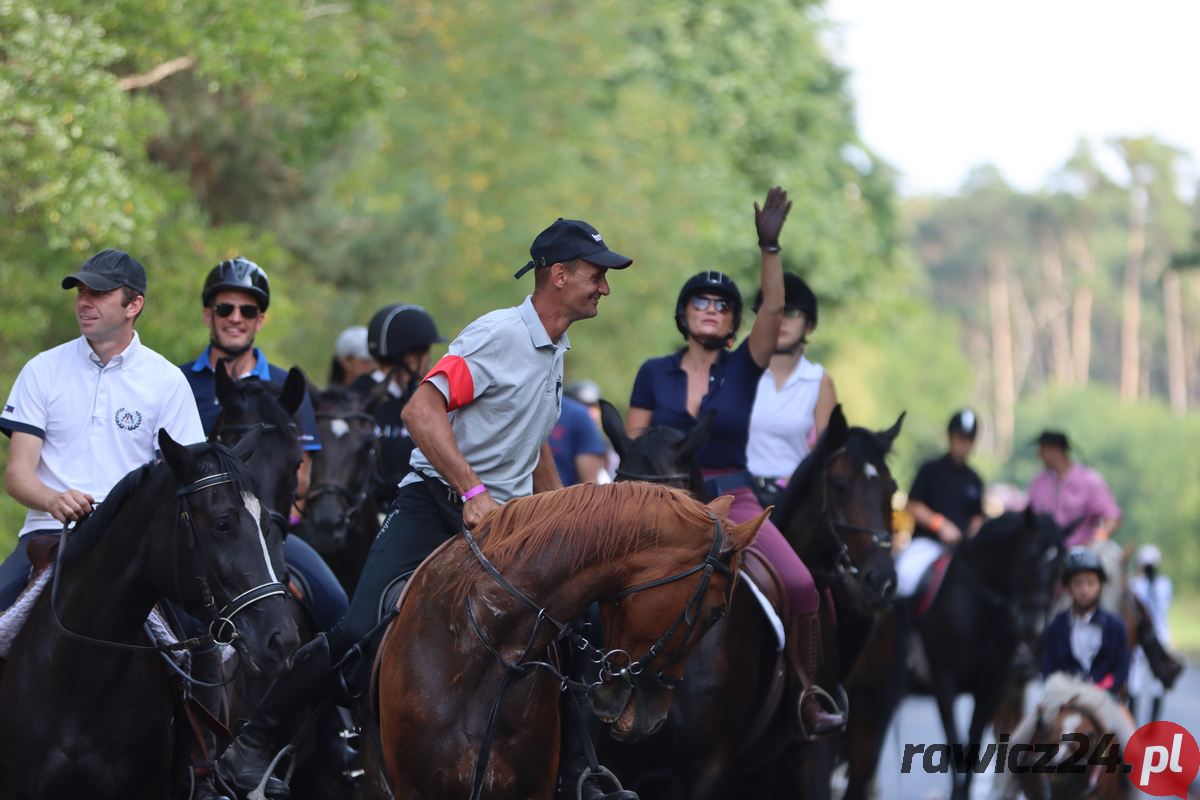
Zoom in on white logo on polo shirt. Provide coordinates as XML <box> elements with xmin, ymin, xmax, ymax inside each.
<box><xmin>114</xmin><ymin>408</ymin><xmax>143</xmax><ymax>431</ymax></box>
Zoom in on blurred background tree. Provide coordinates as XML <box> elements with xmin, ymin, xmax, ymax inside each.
<box><xmin>2</xmin><ymin>0</ymin><xmax>1197</xmax><ymax>594</ymax></box>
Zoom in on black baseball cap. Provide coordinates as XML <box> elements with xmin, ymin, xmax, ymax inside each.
<box><xmin>513</xmin><ymin>218</ymin><xmax>632</xmax><ymax>279</ymax></box>
<box><xmin>61</xmin><ymin>249</ymin><xmax>148</xmax><ymax>295</ymax></box>
<box><xmin>1033</xmin><ymin>430</ymin><xmax>1070</xmax><ymax>450</ymax></box>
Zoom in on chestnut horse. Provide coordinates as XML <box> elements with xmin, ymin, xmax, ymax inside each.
<box><xmin>376</xmin><ymin>482</ymin><xmax>764</xmax><ymax>799</ymax></box>
<box><xmin>597</xmin><ymin>402</ymin><xmax>900</xmax><ymax>799</ymax></box>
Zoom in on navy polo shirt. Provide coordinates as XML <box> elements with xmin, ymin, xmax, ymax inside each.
<box><xmin>180</xmin><ymin>346</ymin><xmax>321</xmax><ymax>451</ymax></box>
<box><xmin>550</xmin><ymin>396</ymin><xmax>607</xmax><ymax>486</ymax></box>
<box><xmin>629</xmin><ymin>340</ymin><xmax>763</xmax><ymax>470</ymax></box>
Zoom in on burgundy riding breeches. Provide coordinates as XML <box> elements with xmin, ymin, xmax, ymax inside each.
<box><xmin>709</xmin><ymin>478</ymin><xmax>818</xmax><ymax>614</ymax></box>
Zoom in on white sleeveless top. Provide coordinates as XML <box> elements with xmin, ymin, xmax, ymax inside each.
<box><xmin>746</xmin><ymin>355</ymin><xmax>824</xmax><ymax>478</ymax></box>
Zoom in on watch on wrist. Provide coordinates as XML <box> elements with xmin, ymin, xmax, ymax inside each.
<box><xmin>759</xmin><ymin>243</ymin><xmax>781</xmax><ymax>253</ymax></box>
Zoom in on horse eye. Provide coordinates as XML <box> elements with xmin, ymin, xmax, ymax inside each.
<box><xmin>213</xmin><ymin>517</ymin><xmax>232</xmax><ymax>534</ymax></box>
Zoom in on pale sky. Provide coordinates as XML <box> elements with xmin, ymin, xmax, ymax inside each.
<box><xmin>824</xmin><ymin>0</ymin><xmax>1200</xmax><ymax>195</ymax></box>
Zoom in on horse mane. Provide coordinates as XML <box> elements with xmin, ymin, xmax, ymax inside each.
<box><xmin>61</xmin><ymin>461</ymin><xmax>157</xmax><ymax>563</ymax></box>
<box><xmin>61</xmin><ymin>442</ymin><xmax>258</xmax><ymax>564</ymax></box>
<box><xmin>447</xmin><ymin>482</ymin><xmax>715</xmax><ymax>606</ymax></box>
<box><xmin>1040</xmin><ymin>672</ymin><xmax>1135</xmax><ymax>742</ymax></box>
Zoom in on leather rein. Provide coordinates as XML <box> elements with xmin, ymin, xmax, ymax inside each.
<box><xmin>460</xmin><ymin>511</ymin><xmax>733</xmax><ymax>800</ymax></box>
<box><xmin>49</xmin><ymin>470</ymin><xmax>288</xmax><ymax>654</ymax></box>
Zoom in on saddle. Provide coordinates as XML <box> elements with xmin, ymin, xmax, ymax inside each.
<box><xmin>912</xmin><ymin>552</ymin><xmax>952</xmax><ymax>619</ymax></box>
<box><xmin>734</xmin><ymin>545</ymin><xmax>790</xmax><ymax>758</ymax></box>
<box><xmin>368</xmin><ymin>536</ymin><xmax>458</xmax><ymax>717</ymax></box>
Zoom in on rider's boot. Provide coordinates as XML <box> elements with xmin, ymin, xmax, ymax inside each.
<box><xmin>558</xmin><ymin>688</ymin><xmax>638</xmax><ymax>800</ymax></box>
<box><xmin>216</xmin><ymin>634</ymin><xmax>336</xmax><ymax>800</ymax></box>
<box><xmin>787</xmin><ymin>611</ymin><xmax>846</xmax><ymax>739</ymax></box>
<box><xmin>190</xmin><ymin>644</ymin><xmax>232</xmax><ymax>800</ymax></box>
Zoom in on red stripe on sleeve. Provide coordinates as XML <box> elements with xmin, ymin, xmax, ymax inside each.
<box><xmin>425</xmin><ymin>355</ymin><xmax>475</xmax><ymax>411</ymax></box>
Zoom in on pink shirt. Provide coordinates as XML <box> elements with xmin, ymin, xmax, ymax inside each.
<box><xmin>1027</xmin><ymin>463</ymin><xmax>1121</xmax><ymax>547</ymax></box>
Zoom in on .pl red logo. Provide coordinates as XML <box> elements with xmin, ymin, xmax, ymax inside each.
<box><xmin>1124</xmin><ymin>721</ymin><xmax>1199</xmax><ymax>798</ymax></box>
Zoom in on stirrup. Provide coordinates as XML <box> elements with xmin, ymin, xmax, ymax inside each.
<box><xmin>797</xmin><ymin>683</ymin><xmax>848</xmax><ymax>740</ymax></box>
<box><xmin>576</xmin><ymin>765</ymin><xmax>625</xmax><ymax>800</ymax></box>
<box><xmin>248</xmin><ymin>744</ymin><xmax>296</xmax><ymax>800</ymax></box>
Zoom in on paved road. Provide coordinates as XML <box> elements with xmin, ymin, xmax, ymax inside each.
<box><xmin>854</xmin><ymin>658</ymin><xmax>1200</xmax><ymax>799</ymax></box>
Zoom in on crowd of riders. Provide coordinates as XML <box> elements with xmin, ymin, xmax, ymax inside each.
<box><xmin>0</xmin><ymin>187</ymin><xmax>1180</xmax><ymax>798</ymax></box>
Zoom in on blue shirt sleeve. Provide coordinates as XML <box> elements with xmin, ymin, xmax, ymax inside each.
<box><xmin>571</xmin><ymin>404</ymin><xmax>606</xmax><ymax>456</ymax></box>
<box><xmin>629</xmin><ymin>359</ymin><xmax>656</xmax><ymax>410</ymax></box>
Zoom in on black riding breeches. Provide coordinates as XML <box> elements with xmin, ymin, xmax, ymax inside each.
<box><xmin>326</xmin><ymin>476</ymin><xmax>463</xmax><ymax>658</ymax></box>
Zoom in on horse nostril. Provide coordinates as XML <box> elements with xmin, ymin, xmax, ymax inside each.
<box><xmin>267</xmin><ymin>630</ymin><xmax>296</xmax><ymax>669</ymax></box>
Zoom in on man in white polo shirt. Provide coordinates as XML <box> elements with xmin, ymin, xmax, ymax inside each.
<box><xmin>0</xmin><ymin>250</ymin><xmax>205</xmax><ymax>610</ymax></box>
<box><xmin>219</xmin><ymin>218</ymin><xmax>637</xmax><ymax>800</ymax></box>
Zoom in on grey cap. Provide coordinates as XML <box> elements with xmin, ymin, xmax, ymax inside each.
<box><xmin>335</xmin><ymin>326</ymin><xmax>371</xmax><ymax>360</ymax></box>
<box><xmin>61</xmin><ymin>249</ymin><xmax>147</xmax><ymax>295</ymax></box>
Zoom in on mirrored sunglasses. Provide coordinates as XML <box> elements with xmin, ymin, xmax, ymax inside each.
<box><xmin>213</xmin><ymin>302</ymin><xmax>261</xmax><ymax>320</ymax></box>
<box><xmin>689</xmin><ymin>295</ymin><xmax>732</xmax><ymax>313</ymax></box>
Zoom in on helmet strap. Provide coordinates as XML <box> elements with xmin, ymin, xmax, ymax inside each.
<box><xmin>774</xmin><ymin>335</ymin><xmax>807</xmax><ymax>356</ymax></box>
<box><xmin>688</xmin><ymin>330</ymin><xmax>731</xmax><ymax>351</ymax></box>
<box><xmin>210</xmin><ymin>337</ymin><xmax>253</xmax><ymax>360</ymax></box>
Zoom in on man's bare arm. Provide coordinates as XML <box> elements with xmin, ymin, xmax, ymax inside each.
<box><xmin>5</xmin><ymin>431</ymin><xmax>94</xmax><ymax>522</ymax></box>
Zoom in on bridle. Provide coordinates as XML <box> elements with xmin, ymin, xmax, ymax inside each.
<box><xmin>212</xmin><ymin>420</ymin><xmax>298</xmax><ymax>536</ymax></box>
<box><xmin>50</xmin><ymin>469</ymin><xmax>288</xmax><ymax>653</ymax></box>
<box><xmin>614</xmin><ymin>467</ymin><xmax>692</xmax><ymax>485</ymax></box>
<box><xmin>461</xmin><ymin>511</ymin><xmax>734</xmax><ymax>800</ymax></box>
<box><xmin>813</xmin><ymin>447</ymin><xmax>893</xmax><ymax>581</ymax></box>
<box><xmin>303</xmin><ymin>410</ymin><xmax>378</xmax><ymax>534</ymax></box>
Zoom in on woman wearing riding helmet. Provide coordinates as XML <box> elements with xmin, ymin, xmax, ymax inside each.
<box><xmin>625</xmin><ymin>187</ymin><xmax>844</xmax><ymax>738</ymax></box>
<box><xmin>746</xmin><ymin>272</ymin><xmax>837</xmax><ymax>506</ymax></box>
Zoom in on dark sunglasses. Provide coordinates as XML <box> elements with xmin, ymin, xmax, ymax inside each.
<box><xmin>689</xmin><ymin>295</ymin><xmax>732</xmax><ymax>313</ymax></box>
<box><xmin>213</xmin><ymin>302</ymin><xmax>261</xmax><ymax>320</ymax></box>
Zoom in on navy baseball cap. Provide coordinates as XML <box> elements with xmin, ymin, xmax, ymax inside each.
<box><xmin>514</xmin><ymin>218</ymin><xmax>632</xmax><ymax>279</ymax></box>
<box><xmin>62</xmin><ymin>249</ymin><xmax>148</xmax><ymax>295</ymax></box>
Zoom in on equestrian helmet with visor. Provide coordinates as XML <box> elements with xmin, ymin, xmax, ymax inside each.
<box><xmin>676</xmin><ymin>271</ymin><xmax>743</xmax><ymax>341</ymax></box>
<box><xmin>202</xmin><ymin>257</ymin><xmax>270</xmax><ymax>311</ymax></box>
<box><xmin>367</xmin><ymin>304</ymin><xmax>445</xmax><ymax>362</ymax></box>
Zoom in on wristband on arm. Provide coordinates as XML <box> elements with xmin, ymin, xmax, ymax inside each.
<box><xmin>461</xmin><ymin>484</ymin><xmax>487</xmax><ymax>502</ymax></box>
<box><xmin>929</xmin><ymin>513</ymin><xmax>945</xmax><ymax>533</ymax></box>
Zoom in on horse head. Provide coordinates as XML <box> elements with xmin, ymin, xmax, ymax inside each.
<box><xmin>296</xmin><ymin>385</ymin><xmax>378</xmax><ymax>555</ymax></box>
<box><xmin>589</xmin><ymin>493</ymin><xmax>765</xmax><ymax>742</ymax></box>
<box><xmin>964</xmin><ymin>508</ymin><xmax>1066</xmax><ymax>656</ymax></box>
<box><xmin>212</xmin><ymin>363</ymin><xmax>306</xmax><ymax>570</ymax></box>
<box><xmin>599</xmin><ymin>399</ymin><xmax>708</xmax><ymax>496</ymax></box>
<box><xmin>776</xmin><ymin>406</ymin><xmax>902</xmax><ymax>614</ymax></box>
<box><xmin>158</xmin><ymin>429</ymin><xmax>301</xmax><ymax>677</ymax></box>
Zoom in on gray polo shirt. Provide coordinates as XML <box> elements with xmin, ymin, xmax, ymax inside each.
<box><xmin>404</xmin><ymin>295</ymin><xmax>568</xmax><ymax>503</ymax></box>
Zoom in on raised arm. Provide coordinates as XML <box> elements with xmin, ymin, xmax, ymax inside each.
<box><xmin>746</xmin><ymin>187</ymin><xmax>791</xmax><ymax>368</ymax></box>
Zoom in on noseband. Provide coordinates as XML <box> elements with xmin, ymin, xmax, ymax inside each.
<box><xmin>50</xmin><ymin>469</ymin><xmax>288</xmax><ymax>653</ymax></box>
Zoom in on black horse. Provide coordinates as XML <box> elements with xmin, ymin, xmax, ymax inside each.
<box><xmin>294</xmin><ymin>385</ymin><xmax>379</xmax><ymax>593</ymax></box>
<box><xmin>212</xmin><ymin>367</ymin><xmax>358</xmax><ymax>800</ymax></box>
<box><xmin>842</xmin><ymin>508</ymin><xmax>1066</xmax><ymax>800</ymax></box>
<box><xmin>597</xmin><ymin>402</ymin><xmax>901</xmax><ymax>799</ymax></box>
<box><xmin>0</xmin><ymin>430</ymin><xmax>300</xmax><ymax>799</ymax></box>
<box><xmin>772</xmin><ymin>407</ymin><xmax>902</xmax><ymax>799</ymax></box>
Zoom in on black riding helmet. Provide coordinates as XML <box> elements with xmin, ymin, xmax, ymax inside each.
<box><xmin>675</xmin><ymin>271</ymin><xmax>743</xmax><ymax>343</ymax></box>
<box><xmin>367</xmin><ymin>304</ymin><xmax>445</xmax><ymax>362</ymax></box>
<box><xmin>202</xmin><ymin>257</ymin><xmax>270</xmax><ymax>311</ymax></box>
<box><xmin>753</xmin><ymin>272</ymin><xmax>818</xmax><ymax>329</ymax></box>
<box><xmin>1061</xmin><ymin>547</ymin><xmax>1106</xmax><ymax>586</ymax></box>
<box><xmin>948</xmin><ymin>409</ymin><xmax>978</xmax><ymax>439</ymax></box>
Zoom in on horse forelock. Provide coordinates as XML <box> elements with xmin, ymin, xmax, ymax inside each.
<box><xmin>446</xmin><ymin>482</ymin><xmax>718</xmax><ymax>606</ymax></box>
<box><xmin>218</xmin><ymin>377</ymin><xmax>296</xmax><ymax>434</ymax></box>
<box><xmin>623</xmin><ymin>426</ymin><xmax>689</xmax><ymax>476</ymax></box>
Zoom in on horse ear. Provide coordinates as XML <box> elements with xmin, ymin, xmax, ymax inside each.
<box><xmin>598</xmin><ymin>399</ymin><xmax>632</xmax><ymax>461</ymax></box>
<box><xmin>280</xmin><ymin>367</ymin><xmax>308</xmax><ymax>415</ymax></box>
<box><xmin>724</xmin><ymin>507</ymin><xmax>769</xmax><ymax>553</ymax></box>
<box><xmin>231</xmin><ymin>423</ymin><xmax>262</xmax><ymax>462</ymax></box>
<box><xmin>158</xmin><ymin>428</ymin><xmax>196</xmax><ymax>477</ymax></box>
<box><xmin>824</xmin><ymin>405</ymin><xmax>849</xmax><ymax>448</ymax></box>
<box><xmin>679</xmin><ymin>409</ymin><xmax>715</xmax><ymax>459</ymax></box>
<box><xmin>705</xmin><ymin>495</ymin><xmax>735</xmax><ymax>519</ymax></box>
<box><xmin>214</xmin><ymin>359</ymin><xmax>239</xmax><ymax>407</ymax></box>
<box><xmin>875</xmin><ymin>411</ymin><xmax>906</xmax><ymax>452</ymax></box>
